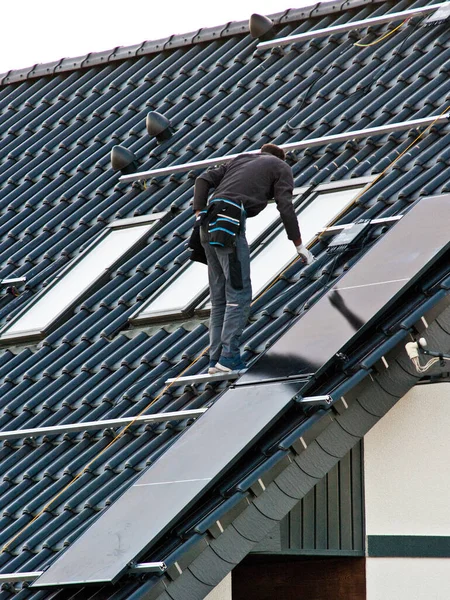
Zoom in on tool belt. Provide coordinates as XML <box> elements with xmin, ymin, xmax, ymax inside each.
<box><xmin>205</xmin><ymin>198</ymin><xmax>244</xmax><ymax>248</ymax></box>
<box><xmin>188</xmin><ymin>198</ymin><xmax>244</xmax><ymax>265</ymax></box>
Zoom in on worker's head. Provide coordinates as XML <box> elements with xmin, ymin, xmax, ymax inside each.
<box><xmin>260</xmin><ymin>143</ymin><xmax>286</xmax><ymax>161</ymax></box>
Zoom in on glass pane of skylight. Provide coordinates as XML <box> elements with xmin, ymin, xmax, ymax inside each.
<box><xmin>1</xmin><ymin>224</ymin><xmax>154</xmax><ymax>340</ymax></box>
<box><xmin>137</xmin><ymin>261</ymin><xmax>208</xmax><ymax>318</ymax></box>
<box><xmin>245</xmin><ymin>202</ymin><xmax>279</xmax><ymax>246</ymax></box>
<box><xmin>198</xmin><ymin>186</ymin><xmax>364</xmax><ymax>308</ymax></box>
<box><xmin>133</xmin><ymin>202</ymin><xmax>284</xmax><ymax>322</ymax></box>
<box><xmin>251</xmin><ymin>187</ymin><xmax>363</xmax><ymax>296</ymax></box>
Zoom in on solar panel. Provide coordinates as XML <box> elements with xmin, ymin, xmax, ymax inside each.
<box><xmin>238</xmin><ymin>194</ymin><xmax>450</xmax><ymax>385</ymax></box>
<box><xmin>33</xmin><ymin>378</ymin><xmax>308</xmax><ymax>588</ymax></box>
<box><xmin>33</xmin><ymin>194</ymin><xmax>449</xmax><ymax>589</ymax></box>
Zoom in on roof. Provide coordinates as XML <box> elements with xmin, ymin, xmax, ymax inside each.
<box><xmin>0</xmin><ymin>1</ymin><xmax>449</xmax><ymax>598</ymax></box>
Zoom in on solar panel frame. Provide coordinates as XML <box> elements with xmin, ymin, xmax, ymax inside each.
<box><xmin>33</xmin><ymin>378</ymin><xmax>308</xmax><ymax>588</ymax></box>
<box><xmin>238</xmin><ymin>194</ymin><xmax>450</xmax><ymax>385</ymax></box>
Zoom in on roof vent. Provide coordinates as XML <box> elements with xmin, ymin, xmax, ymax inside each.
<box><xmin>146</xmin><ymin>111</ymin><xmax>172</xmax><ymax>142</ymax></box>
<box><xmin>249</xmin><ymin>13</ymin><xmax>274</xmax><ymax>40</ymax></box>
<box><xmin>110</xmin><ymin>145</ymin><xmax>138</xmax><ymax>174</ymax></box>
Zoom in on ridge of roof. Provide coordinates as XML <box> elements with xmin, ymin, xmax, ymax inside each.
<box><xmin>0</xmin><ymin>0</ymin><xmax>385</xmax><ymax>86</ymax></box>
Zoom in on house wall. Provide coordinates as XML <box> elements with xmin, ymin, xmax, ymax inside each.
<box><xmin>205</xmin><ymin>574</ymin><xmax>232</xmax><ymax>600</ymax></box>
<box><xmin>364</xmin><ymin>383</ymin><xmax>450</xmax><ymax>599</ymax></box>
<box><xmin>253</xmin><ymin>442</ymin><xmax>364</xmax><ymax>555</ymax></box>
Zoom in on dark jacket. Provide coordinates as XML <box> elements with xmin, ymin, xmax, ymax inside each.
<box><xmin>193</xmin><ymin>152</ymin><xmax>301</xmax><ymax>241</ymax></box>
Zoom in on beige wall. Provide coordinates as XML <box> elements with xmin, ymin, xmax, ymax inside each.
<box><xmin>205</xmin><ymin>574</ymin><xmax>232</xmax><ymax>600</ymax></box>
<box><xmin>364</xmin><ymin>383</ymin><xmax>450</xmax><ymax>599</ymax></box>
<box><xmin>366</xmin><ymin>558</ymin><xmax>450</xmax><ymax>600</ymax></box>
<box><xmin>364</xmin><ymin>383</ymin><xmax>450</xmax><ymax>536</ymax></box>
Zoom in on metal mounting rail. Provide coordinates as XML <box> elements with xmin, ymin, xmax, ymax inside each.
<box><xmin>165</xmin><ymin>371</ymin><xmax>243</xmax><ymax>386</ymax></box>
<box><xmin>318</xmin><ymin>215</ymin><xmax>403</xmax><ymax>237</ymax></box>
<box><xmin>0</xmin><ymin>277</ymin><xmax>26</xmax><ymax>286</ymax></box>
<box><xmin>0</xmin><ymin>572</ymin><xmax>42</xmax><ymax>583</ymax></box>
<box><xmin>129</xmin><ymin>562</ymin><xmax>167</xmax><ymax>574</ymax></box>
<box><xmin>257</xmin><ymin>3</ymin><xmax>448</xmax><ymax>49</ymax></box>
<box><xmin>298</xmin><ymin>395</ymin><xmax>333</xmax><ymax>406</ymax></box>
<box><xmin>119</xmin><ymin>114</ymin><xmax>449</xmax><ymax>183</ymax></box>
<box><xmin>0</xmin><ymin>562</ymin><xmax>167</xmax><ymax>584</ymax></box>
<box><xmin>0</xmin><ymin>409</ymin><xmax>207</xmax><ymax>441</ymax></box>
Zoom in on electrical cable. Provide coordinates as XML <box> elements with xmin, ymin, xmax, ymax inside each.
<box><xmin>286</xmin><ymin>40</ymin><xmax>354</xmax><ymax>131</ymax></box>
<box><xmin>354</xmin><ymin>19</ymin><xmax>409</xmax><ymax>47</ymax></box>
<box><xmin>412</xmin><ymin>355</ymin><xmax>450</xmax><ymax>373</ymax></box>
<box><xmin>356</xmin><ymin>16</ymin><xmax>422</xmax><ymax>95</ymax></box>
<box><xmin>406</xmin><ymin>340</ymin><xmax>450</xmax><ymax>373</ymax></box>
<box><xmin>285</xmin><ymin>16</ymin><xmax>420</xmax><ymax>132</ymax></box>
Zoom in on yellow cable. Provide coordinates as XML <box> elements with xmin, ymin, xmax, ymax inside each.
<box><xmin>354</xmin><ymin>19</ymin><xmax>408</xmax><ymax>47</ymax></box>
<box><xmin>4</xmin><ymin>104</ymin><xmax>449</xmax><ymax>556</ymax></box>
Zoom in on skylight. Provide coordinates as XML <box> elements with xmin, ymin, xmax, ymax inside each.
<box><xmin>131</xmin><ymin>181</ymin><xmax>371</xmax><ymax>325</ymax></box>
<box><xmin>130</xmin><ymin>199</ymin><xmax>291</xmax><ymax>323</ymax></box>
<box><xmin>196</xmin><ymin>180</ymin><xmax>370</xmax><ymax>313</ymax></box>
<box><xmin>0</xmin><ymin>213</ymin><xmax>166</xmax><ymax>343</ymax></box>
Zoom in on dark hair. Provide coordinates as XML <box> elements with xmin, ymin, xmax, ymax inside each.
<box><xmin>260</xmin><ymin>143</ymin><xmax>286</xmax><ymax>161</ymax></box>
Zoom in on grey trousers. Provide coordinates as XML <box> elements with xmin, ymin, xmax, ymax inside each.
<box><xmin>200</xmin><ymin>227</ymin><xmax>252</xmax><ymax>362</ymax></box>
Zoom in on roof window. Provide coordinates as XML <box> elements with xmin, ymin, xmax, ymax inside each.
<box><xmin>131</xmin><ymin>179</ymin><xmax>372</xmax><ymax>324</ymax></box>
<box><xmin>0</xmin><ymin>213</ymin><xmax>166</xmax><ymax>343</ymax></box>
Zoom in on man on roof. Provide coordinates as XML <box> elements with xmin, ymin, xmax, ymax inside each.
<box><xmin>193</xmin><ymin>143</ymin><xmax>313</xmax><ymax>374</ymax></box>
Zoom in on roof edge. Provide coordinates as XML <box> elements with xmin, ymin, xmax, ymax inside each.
<box><xmin>0</xmin><ymin>0</ymin><xmax>386</xmax><ymax>86</ymax></box>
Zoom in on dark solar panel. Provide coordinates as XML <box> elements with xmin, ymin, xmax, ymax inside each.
<box><xmin>33</xmin><ymin>379</ymin><xmax>307</xmax><ymax>587</ymax></box>
<box><xmin>33</xmin><ymin>194</ymin><xmax>450</xmax><ymax>589</ymax></box>
<box><xmin>239</xmin><ymin>194</ymin><xmax>450</xmax><ymax>384</ymax></box>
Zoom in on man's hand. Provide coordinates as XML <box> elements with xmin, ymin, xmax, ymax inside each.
<box><xmin>296</xmin><ymin>244</ymin><xmax>314</xmax><ymax>265</ymax></box>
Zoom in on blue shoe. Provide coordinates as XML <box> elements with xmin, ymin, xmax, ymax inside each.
<box><xmin>215</xmin><ymin>355</ymin><xmax>247</xmax><ymax>373</ymax></box>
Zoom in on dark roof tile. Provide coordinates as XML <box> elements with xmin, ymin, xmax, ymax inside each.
<box><xmin>0</xmin><ymin>2</ymin><xmax>449</xmax><ymax>598</ymax></box>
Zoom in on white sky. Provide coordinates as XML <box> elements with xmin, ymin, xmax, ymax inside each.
<box><xmin>0</xmin><ymin>0</ymin><xmax>321</xmax><ymax>73</ymax></box>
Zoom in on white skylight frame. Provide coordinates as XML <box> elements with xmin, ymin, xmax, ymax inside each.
<box><xmin>130</xmin><ymin>189</ymin><xmax>310</xmax><ymax>324</ymax></box>
<box><xmin>195</xmin><ymin>176</ymin><xmax>375</xmax><ymax>314</ymax></box>
<box><xmin>0</xmin><ymin>212</ymin><xmax>167</xmax><ymax>344</ymax></box>
<box><xmin>130</xmin><ymin>177</ymin><xmax>375</xmax><ymax>325</ymax></box>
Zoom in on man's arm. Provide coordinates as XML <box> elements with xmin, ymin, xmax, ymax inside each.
<box><xmin>193</xmin><ymin>164</ymin><xmax>228</xmax><ymax>214</ymax></box>
<box><xmin>273</xmin><ymin>162</ymin><xmax>301</xmax><ymax>245</ymax></box>
<box><xmin>274</xmin><ymin>163</ymin><xmax>314</xmax><ymax>264</ymax></box>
